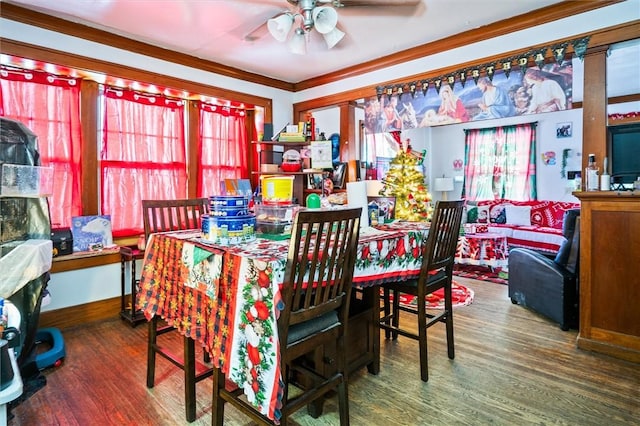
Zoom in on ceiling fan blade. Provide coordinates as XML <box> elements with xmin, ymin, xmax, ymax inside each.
<box><xmin>335</xmin><ymin>0</ymin><xmax>421</xmax><ymax>6</ymax></box>
<box><xmin>244</xmin><ymin>21</ymin><xmax>270</xmax><ymax>42</ymax></box>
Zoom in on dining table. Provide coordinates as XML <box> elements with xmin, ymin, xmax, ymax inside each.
<box><xmin>137</xmin><ymin>220</ymin><xmax>430</xmax><ymax>422</ymax></box>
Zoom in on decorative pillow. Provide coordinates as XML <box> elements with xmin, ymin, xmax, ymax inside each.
<box><xmin>505</xmin><ymin>205</ymin><xmax>532</xmax><ymax>226</ymax></box>
<box><xmin>476</xmin><ymin>205</ymin><xmax>490</xmax><ymax>223</ymax></box>
<box><xmin>465</xmin><ymin>202</ymin><xmax>478</xmax><ymax>223</ymax></box>
<box><xmin>549</xmin><ymin>202</ymin><xmax>580</xmax><ymax>229</ymax></box>
<box><xmin>489</xmin><ymin>204</ymin><xmax>508</xmax><ymax>224</ymax></box>
<box><xmin>530</xmin><ymin>201</ymin><xmax>552</xmax><ymax>227</ymax></box>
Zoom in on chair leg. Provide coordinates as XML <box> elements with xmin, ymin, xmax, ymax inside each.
<box><xmin>444</xmin><ymin>282</ymin><xmax>455</xmax><ymax>360</ymax></box>
<box><xmin>212</xmin><ymin>367</ymin><xmax>225</xmax><ymax>426</ymax></box>
<box><xmin>306</xmin><ymin>345</ymin><xmax>327</xmax><ymax>419</ymax></box>
<box><xmin>146</xmin><ymin>316</ymin><xmax>158</xmax><ymax>388</ymax></box>
<box><xmin>391</xmin><ymin>289</ymin><xmax>400</xmax><ymax>340</ymax></box>
<box><xmin>383</xmin><ymin>287</ymin><xmax>392</xmax><ymax>339</ymax></box>
<box><xmin>337</xmin><ymin>377</ymin><xmax>350</xmax><ymax>426</ymax></box>
<box><xmin>336</xmin><ymin>334</ymin><xmax>350</xmax><ymax>426</ymax></box>
<box><xmin>417</xmin><ymin>288</ymin><xmax>429</xmax><ymax>382</ymax></box>
<box><xmin>184</xmin><ymin>336</ymin><xmax>196</xmax><ymax>422</ymax></box>
<box><xmin>369</xmin><ymin>285</ymin><xmax>381</xmax><ymax>375</ymax></box>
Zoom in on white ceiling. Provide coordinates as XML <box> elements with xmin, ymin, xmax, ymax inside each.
<box><xmin>6</xmin><ymin>0</ymin><xmax>570</xmax><ymax>83</ymax></box>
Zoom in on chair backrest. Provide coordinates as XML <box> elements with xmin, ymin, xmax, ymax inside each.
<box><xmin>419</xmin><ymin>200</ymin><xmax>465</xmax><ymax>278</ymax></box>
<box><xmin>554</xmin><ymin>208</ymin><xmax>580</xmax><ymax>267</ymax></box>
<box><xmin>565</xmin><ymin>217</ymin><xmax>580</xmax><ymax>275</ymax></box>
<box><xmin>277</xmin><ymin>207</ymin><xmax>362</xmax><ymax>343</ymax></box>
<box><xmin>141</xmin><ymin>198</ymin><xmax>209</xmax><ymax>239</ymax></box>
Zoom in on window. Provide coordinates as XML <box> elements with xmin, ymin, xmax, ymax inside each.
<box><xmin>101</xmin><ymin>87</ymin><xmax>187</xmax><ymax>236</ymax></box>
<box><xmin>197</xmin><ymin>102</ymin><xmax>248</xmax><ymax>198</ymax></box>
<box><xmin>0</xmin><ymin>67</ymin><xmax>83</xmax><ymax>227</ymax></box>
<box><xmin>463</xmin><ymin>123</ymin><xmax>537</xmax><ymax>201</ymax></box>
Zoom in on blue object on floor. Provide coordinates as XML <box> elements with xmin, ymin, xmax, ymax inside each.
<box><xmin>35</xmin><ymin>328</ymin><xmax>65</xmax><ymax>370</ymax></box>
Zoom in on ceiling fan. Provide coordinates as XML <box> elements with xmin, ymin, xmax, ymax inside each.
<box><xmin>244</xmin><ymin>0</ymin><xmax>421</xmax><ymax>55</ymax></box>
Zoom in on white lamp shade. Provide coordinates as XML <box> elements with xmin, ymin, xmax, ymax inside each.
<box><xmin>267</xmin><ymin>13</ymin><xmax>294</xmax><ymax>42</ymax></box>
<box><xmin>434</xmin><ymin>177</ymin><xmax>454</xmax><ymax>192</ymax></box>
<box><xmin>288</xmin><ymin>28</ymin><xmax>307</xmax><ymax>55</ymax></box>
<box><xmin>366</xmin><ymin>180</ymin><xmax>385</xmax><ymax>197</ymax></box>
<box><xmin>323</xmin><ymin>27</ymin><xmax>344</xmax><ymax>49</ymax></box>
<box><xmin>312</xmin><ymin>6</ymin><xmax>338</xmax><ymax>34</ymax></box>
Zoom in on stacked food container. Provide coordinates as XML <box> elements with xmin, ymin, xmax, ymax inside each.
<box><xmin>255</xmin><ymin>204</ymin><xmax>299</xmax><ymax>240</ymax></box>
<box><xmin>202</xmin><ymin>195</ymin><xmax>256</xmax><ymax>245</ymax></box>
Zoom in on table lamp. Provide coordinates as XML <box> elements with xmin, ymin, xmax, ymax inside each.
<box><xmin>434</xmin><ymin>177</ymin><xmax>454</xmax><ymax>201</ymax></box>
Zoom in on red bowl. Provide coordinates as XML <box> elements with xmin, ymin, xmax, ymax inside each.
<box><xmin>281</xmin><ymin>162</ymin><xmax>301</xmax><ymax>172</ymax></box>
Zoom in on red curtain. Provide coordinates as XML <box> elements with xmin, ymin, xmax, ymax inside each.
<box><xmin>0</xmin><ymin>67</ymin><xmax>83</xmax><ymax>228</ymax></box>
<box><xmin>463</xmin><ymin>123</ymin><xmax>537</xmax><ymax>201</ymax></box>
<box><xmin>198</xmin><ymin>102</ymin><xmax>248</xmax><ymax>197</ymax></box>
<box><xmin>101</xmin><ymin>87</ymin><xmax>187</xmax><ymax>236</ymax></box>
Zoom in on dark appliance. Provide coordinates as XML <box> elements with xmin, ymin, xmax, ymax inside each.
<box><xmin>51</xmin><ymin>227</ymin><xmax>73</xmax><ymax>257</ymax></box>
<box><xmin>608</xmin><ymin>123</ymin><xmax>640</xmax><ymax>187</ymax></box>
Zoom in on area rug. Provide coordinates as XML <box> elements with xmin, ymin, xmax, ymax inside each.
<box><xmin>381</xmin><ymin>281</ymin><xmax>474</xmax><ymax>310</ymax></box>
<box><xmin>453</xmin><ymin>264</ymin><xmax>508</xmax><ymax>285</ymax></box>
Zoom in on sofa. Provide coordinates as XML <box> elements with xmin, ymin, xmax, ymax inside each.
<box><xmin>465</xmin><ymin>199</ymin><xmax>580</xmax><ymax>254</ymax></box>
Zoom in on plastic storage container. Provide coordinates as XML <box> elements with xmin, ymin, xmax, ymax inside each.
<box><xmin>0</xmin><ymin>164</ymin><xmax>54</xmax><ymax>197</ymax></box>
<box><xmin>255</xmin><ymin>204</ymin><xmax>299</xmax><ymax>239</ymax></box>
<box><xmin>261</xmin><ymin>176</ymin><xmax>295</xmax><ymax>205</ymax></box>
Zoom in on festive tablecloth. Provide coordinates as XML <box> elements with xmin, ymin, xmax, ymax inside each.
<box><xmin>137</xmin><ymin>221</ymin><xmax>429</xmax><ymax>422</ymax></box>
<box><xmin>455</xmin><ymin>232</ymin><xmax>508</xmax><ymax>269</ymax></box>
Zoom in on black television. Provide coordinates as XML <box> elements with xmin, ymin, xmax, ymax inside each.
<box><xmin>608</xmin><ymin>123</ymin><xmax>640</xmax><ymax>186</ymax></box>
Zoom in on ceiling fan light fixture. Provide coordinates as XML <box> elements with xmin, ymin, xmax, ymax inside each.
<box><xmin>267</xmin><ymin>13</ymin><xmax>294</xmax><ymax>42</ymax></box>
<box><xmin>288</xmin><ymin>28</ymin><xmax>307</xmax><ymax>55</ymax></box>
<box><xmin>323</xmin><ymin>27</ymin><xmax>345</xmax><ymax>49</ymax></box>
<box><xmin>312</xmin><ymin>6</ymin><xmax>338</xmax><ymax>34</ymax></box>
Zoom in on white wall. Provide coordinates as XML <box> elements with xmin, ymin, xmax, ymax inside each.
<box><xmin>44</xmin><ymin>263</ymin><xmax>121</xmax><ymax>312</ymax></box>
<box><xmin>413</xmin><ymin>108</ymin><xmax>584</xmax><ymax>203</ymax></box>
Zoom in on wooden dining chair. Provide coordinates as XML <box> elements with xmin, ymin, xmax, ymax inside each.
<box><xmin>379</xmin><ymin>200</ymin><xmax>464</xmax><ymax>382</ymax></box>
<box><xmin>142</xmin><ymin>197</ymin><xmax>212</xmax><ymax>422</ymax></box>
<box><xmin>212</xmin><ymin>207</ymin><xmax>362</xmax><ymax>426</ymax></box>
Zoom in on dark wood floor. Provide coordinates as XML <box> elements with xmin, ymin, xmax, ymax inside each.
<box><xmin>7</xmin><ymin>277</ymin><xmax>640</xmax><ymax>425</ymax></box>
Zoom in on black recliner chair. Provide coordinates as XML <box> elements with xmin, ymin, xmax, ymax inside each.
<box><xmin>508</xmin><ymin>209</ymin><xmax>580</xmax><ymax>330</ymax></box>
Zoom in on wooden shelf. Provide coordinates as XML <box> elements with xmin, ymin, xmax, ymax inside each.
<box><xmin>252</xmin><ymin>171</ymin><xmax>321</xmax><ymax>176</ymax></box>
<box><xmin>51</xmin><ymin>247</ymin><xmax>121</xmax><ymax>273</ymax></box>
<box><xmin>303</xmin><ymin>188</ymin><xmax>346</xmax><ymax>194</ymax></box>
<box><xmin>252</xmin><ymin>140</ymin><xmax>310</xmax><ymax>146</ymax></box>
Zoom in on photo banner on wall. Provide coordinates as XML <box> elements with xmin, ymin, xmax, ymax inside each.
<box><xmin>365</xmin><ymin>61</ymin><xmax>573</xmax><ymax>134</ymax></box>
<box><xmin>365</xmin><ymin>36</ymin><xmax>589</xmax><ymax>135</ymax></box>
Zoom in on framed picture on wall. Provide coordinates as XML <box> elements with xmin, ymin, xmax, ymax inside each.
<box><xmin>556</xmin><ymin>122</ymin><xmax>572</xmax><ymax>138</ymax></box>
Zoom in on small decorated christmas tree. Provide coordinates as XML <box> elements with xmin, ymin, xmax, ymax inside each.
<box><xmin>380</xmin><ymin>133</ymin><xmax>433</xmax><ymax>221</ymax></box>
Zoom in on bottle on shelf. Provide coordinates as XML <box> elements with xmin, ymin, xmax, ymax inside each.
<box><xmin>574</xmin><ymin>172</ymin><xmax>582</xmax><ymax>192</ymax></box>
<box><xmin>585</xmin><ymin>154</ymin><xmax>599</xmax><ymax>192</ymax></box>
